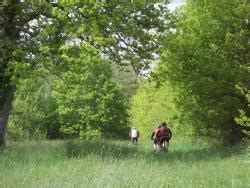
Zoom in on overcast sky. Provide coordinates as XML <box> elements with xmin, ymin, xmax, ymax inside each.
<box><xmin>168</xmin><ymin>0</ymin><xmax>184</xmax><ymax>11</ymax></box>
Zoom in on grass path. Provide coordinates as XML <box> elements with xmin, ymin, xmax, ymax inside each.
<box><xmin>0</xmin><ymin>138</ymin><xmax>249</xmax><ymax>188</ymax></box>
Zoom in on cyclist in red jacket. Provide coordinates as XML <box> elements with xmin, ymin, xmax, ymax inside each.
<box><xmin>158</xmin><ymin>122</ymin><xmax>172</xmax><ymax>149</ymax></box>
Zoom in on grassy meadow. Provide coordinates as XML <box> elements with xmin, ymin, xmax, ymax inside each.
<box><xmin>0</xmin><ymin>137</ymin><xmax>249</xmax><ymax>188</ymax></box>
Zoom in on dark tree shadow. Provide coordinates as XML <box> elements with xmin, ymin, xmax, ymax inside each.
<box><xmin>65</xmin><ymin>140</ymin><xmax>139</xmax><ymax>159</ymax></box>
<box><xmin>65</xmin><ymin>139</ymin><xmax>247</xmax><ymax>163</ymax></box>
<box><xmin>1</xmin><ymin>139</ymin><xmax>246</xmax><ymax>167</ymax></box>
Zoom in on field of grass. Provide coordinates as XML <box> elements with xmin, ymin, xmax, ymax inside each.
<box><xmin>0</xmin><ymin>137</ymin><xmax>249</xmax><ymax>188</ymax></box>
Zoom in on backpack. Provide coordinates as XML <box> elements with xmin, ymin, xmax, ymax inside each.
<box><xmin>158</xmin><ymin>127</ymin><xmax>170</xmax><ymax>139</ymax></box>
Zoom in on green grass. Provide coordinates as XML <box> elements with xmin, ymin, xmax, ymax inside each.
<box><xmin>0</xmin><ymin>137</ymin><xmax>249</xmax><ymax>188</ymax></box>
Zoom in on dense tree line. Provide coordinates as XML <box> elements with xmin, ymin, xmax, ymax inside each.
<box><xmin>0</xmin><ymin>1</ymin><xmax>170</xmax><ymax>145</ymax></box>
<box><xmin>1</xmin><ymin>0</ymin><xmax>249</xmax><ymax>145</ymax></box>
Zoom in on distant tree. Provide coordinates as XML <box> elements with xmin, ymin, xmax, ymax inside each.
<box><xmin>8</xmin><ymin>68</ymin><xmax>61</xmax><ymax>140</ymax></box>
<box><xmin>52</xmin><ymin>44</ymin><xmax>129</xmax><ymax>138</ymax></box>
<box><xmin>154</xmin><ymin>0</ymin><xmax>249</xmax><ymax>144</ymax></box>
<box><xmin>129</xmin><ymin>80</ymin><xmax>177</xmax><ymax>138</ymax></box>
<box><xmin>112</xmin><ymin>64</ymin><xmax>139</xmax><ymax>101</ymax></box>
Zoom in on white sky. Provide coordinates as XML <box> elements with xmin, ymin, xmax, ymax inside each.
<box><xmin>168</xmin><ymin>0</ymin><xmax>184</xmax><ymax>11</ymax></box>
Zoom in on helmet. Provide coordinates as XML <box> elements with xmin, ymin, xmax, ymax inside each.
<box><xmin>161</xmin><ymin>122</ymin><xmax>167</xmax><ymax>127</ymax></box>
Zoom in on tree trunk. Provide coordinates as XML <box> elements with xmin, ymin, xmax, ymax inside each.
<box><xmin>0</xmin><ymin>2</ymin><xmax>18</xmax><ymax>147</ymax></box>
<box><xmin>0</xmin><ymin>88</ymin><xmax>14</xmax><ymax>146</ymax></box>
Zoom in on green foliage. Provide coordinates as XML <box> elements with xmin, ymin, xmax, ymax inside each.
<box><xmin>129</xmin><ymin>80</ymin><xmax>177</xmax><ymax>138</ymax></box>
<box><xmin>8</xmin><ymin>69</ymin><xmax>61</xmax><ymax>140</ymax></box>
<box><xmin>52</xmin><ymin>44</ymin><xmax>129</xmax><ymax>138</ymax></box>
<box><xmin>154</xmin><ymin>0</ymin><xmax>250</xmax><ymax>144</ymax></box>
<box><xmin>36</xmin><ymin>2</ymin><xmax>171</xmax><ymax>76</ymax></box>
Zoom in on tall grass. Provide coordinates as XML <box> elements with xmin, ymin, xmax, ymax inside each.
<box><xmin>0</xmin><ymin>137</ymin><xmax>249</xmax><ymax>188</ymax></box>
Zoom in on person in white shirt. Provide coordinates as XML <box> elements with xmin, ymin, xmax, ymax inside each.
<box><xmin>129</xmin><ymin>127</ymin><xmax>140</xmax><ymax>143</ymax></box>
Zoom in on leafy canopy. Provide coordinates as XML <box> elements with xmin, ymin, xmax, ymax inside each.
<box><xmin>52</xmin><ymin>44</ymin><xmax>129</xmax><ymax>138</ymax></box>
<box><xmin>154</xmin><ymin>0</ymin><xmax>249</xmax><ymax>144</ymax></box>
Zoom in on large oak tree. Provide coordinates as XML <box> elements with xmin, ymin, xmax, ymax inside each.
<box><xmin>0</xmin><ymin>1</ymin><xmax>171</xmax><ymax>146</ymax></box>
